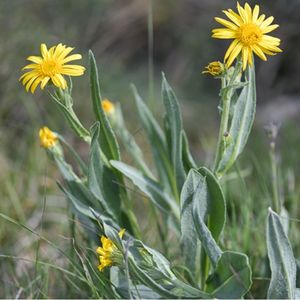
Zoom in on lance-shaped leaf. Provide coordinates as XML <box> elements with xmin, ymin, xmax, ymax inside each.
<box><xmin>88</xmin><ymin>122</ymin><xmax>121</xmax><ymax>220</ymax></box>
<box><xmin>114</xmin><ymin>104</ymin><xmax>153</xmax><ymax>178</ymax></box>
<box><xmin>192</xmin><ymin>183</ymin><xmax>251</xmax><ymax>298</ymax></box>
<box><xmin>89</xmin><ymin>50</ymin><xmax>120</xmax><ymax>160</ymax></box>
<box><xmin>206</xmin><ymin>251</ymin><xmax>252</xmax><ymax>299</ymax></box>
<box><xmin>181</xmin><ymin>168</ymin><xmax>225</xmax><ymax>278</ymax></box>
<box><xmin>198</xmin><ymin>167</ymin><xmax>226</xmax><ymax>242</ymax></box>
<box><xmin>180</xmin><ymin>169</ymin><xmax>204</xmax><ymax>276</ymax></box>
<box><xmin>131</xmin><ymin>85</ymin><xmax>176</xmax><ymax>198</ymax></box>
<box><xmin>182</xmin><ymin>130</ymin><xmax>197</xmax><ymax>172</ymax></box>
<box><xmin>110</xmin><ymin>160</ymin><xmax>180</xmax><ymax>221</ymax></box>
<box><xmin>217</xmin><ymin>65</ymin><xmax>256</xmax><ymax>176</ymax></box>
<box><xmin>267</xmin><ymin>208</ymin><xmax>296</xmax><ymax>299</ymax></box>
<box><xmin>162</xmin><ymin>74</ymin><xmax>186</xmax><ymax>190</ymax></box>
<box><xmin>192</xmin><ymin>191</ymin><xmax>222</xmax><ymax>268</ymax></box>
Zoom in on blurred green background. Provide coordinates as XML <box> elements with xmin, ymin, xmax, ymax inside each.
<box><xmin>1</xmin><ymin>0</ymin><xmax>300</xmax><ymax>297</ymax></box>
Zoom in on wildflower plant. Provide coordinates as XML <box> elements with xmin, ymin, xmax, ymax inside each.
<box><xmin>19</xmin><ymin>2</ymin><xmax>299</xmax><ymax>299</ymax></box>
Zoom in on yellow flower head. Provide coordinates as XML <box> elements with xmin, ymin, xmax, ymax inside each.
<box><xmin>102</xmin><ymin>99</ymin><xmax>115</xmax><ymax>115</ymax></box>
<box><xmin>202</xmin><ymin>61</ymin><xmax>224</xmax><ymax>76</ymax></box>
<box><xmin>96</xmin><ymin>229</ymin><xmax>125</xmax><ymax>272</ymax></box>
<box><xmin>20</xmin><ymin>43</ymin><xmax>86</xmax><ymax>93</ymax></box>
<box><xmin>39</xmin><ymin>126</ymin><xmax>58</xmax><ymax>149</ymax></box>
<box><xmin>212</xmin><ymin>2</ymin><xmax>282</xmax><ymax>70</ymax></box>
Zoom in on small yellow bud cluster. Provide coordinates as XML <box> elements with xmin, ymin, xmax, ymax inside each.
<box><xmin>96</xmin><ymin>229</ymin><xmax>125</xmax><ymax>272</ymax></box>
<box><xmin>102</xmin><ymin>99</ymin><xmax>115</xmax><ymax>115</ymax></box>
<box><xmin>39</xmin><ymin>126</ymin><xmax>58</xmax><ymax>149</ymax></box>
<box><xmin>202</xmin><ymin>61</ymin><xmax>224</xmax><ymax>77</ymax></box>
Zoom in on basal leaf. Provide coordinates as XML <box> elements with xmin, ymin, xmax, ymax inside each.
<box><xmin>267</xmin><ymin>208</ymin><xmax>296</xmax><ymax>299</ymax></box>
<box><xmin>206</xmin><ymin>251</ymin><xmax>252</xmax><ymax>299</ymax></box>
<box><xmin>180</xmin><ymin>169</ymin><xmax>203</xmax><ymax>276</ymax></box>
<box><xmin>198</xmin><ymin>167</ymin><xmax>226</xmax><ymax>241</ymax></box>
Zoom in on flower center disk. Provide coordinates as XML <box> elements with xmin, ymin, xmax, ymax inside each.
<box><xmin>239</xmin><ymin>24</ymin><xmax>262</xmax><ymax>46</ymax></box>
<box><xmin>40</xmin><ymin>60</ymin><xmax>61</xmax><ymax>77</ymax></box>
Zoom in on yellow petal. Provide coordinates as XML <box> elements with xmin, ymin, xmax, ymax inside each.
<box><xmin>212</xmin><ymin>28</ymin><xmax>236</xmax><ymax>39</ymax></box>
<box><xmin>30</xmin><ymin>77</ymin><xmax>43</xmax><ymax>93</ymax></box>
<box><xmin>244</xmin><ymin>3</ymin><xmax>252</xmax><ymax>22</ymax></box>
<box><xmin>22</xmin><ymin>71</ymin><xmax>39</xmax><ymax>84</ymax></box>
<box><xmin>22</xmin><ymin>64</ymin><xmax>39</xmax><ymax>70</ymax></box>
<box><xmin>41</xmin><ymin>76</ymin><xmax>50</xmax><ymax>89</ymax></box>
<box><xmin>226</xmin><ymin>42</ymin><xmax>242</xmax><ymax>67</ymax></box>
<box><xmin>25</xmin><ymin>76</ymin><xmax>38</xmax><ymax>92</ymax></box>
<box><xmin>118</xmin><ymin>228</ymin><xmax>126</xmax><ymax>238</ymax></box>
<box><xmin>58</xmin><ymin>47</ymin><xmax>74</xmax><ymax>60</ymax></box>
<box><xmin>27</xmin><ymin>56</ymin><xmax>43</xmax><ymax>63</ymax></box>
<box><xmin>222</xmin><ymin>9</ymin><xmax>243</xmax><ymax>26</ymax></box>
<box><xmin>237</xmin><ymin>2</ymin><xmax>248</xmax><ymax>23</ymax></box>
<box><xmin>256</xmin><ymin>14</ymin><xmax>266</xmax><ymax>26</ymax></box>
<box><xmin>262</xmin><ymin>24</ymin><xmax>279</xmax><ymax>34</ymax></box>
<box><xmin>224</xmin><ymin>39</ymin><xmax>239</xmax><ymax>60</ymax></box>
<box><xmin>260</xmin><ymin>16</ymin><xmax>274</xmax><ymax>29</ymax></box>
<box><xmin>252</xmin><ymin>5</ymin><xmax>260</xmax><ymax>23</ymax></box>
<box><xmin>251</xmin><ymin>44</ymin><xmax>267</xmax><ymax>61</ymax></box>
<box><xmin>40</xmin><ymin>44</ymin><xmax>48</xmax><ymax>59</ymax></box>
<box><xmin>242</xmin><ymin>47</ymin><xmax>249</xmax><ymax>70</ymax></box>
<box><xmin>214</xmin><ymin>17</ymin><xmax>238</xmax><ymax>30</ymax></box>
<box><xmin>62</xmin><ymin>54</ymin><xmax>82</xmax><ymax>63</ymax></box>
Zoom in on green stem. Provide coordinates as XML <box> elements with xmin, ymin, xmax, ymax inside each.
<box><xmin>213</xmin><ymin>78</ymin><xmax>230</xmax><ymax>171</ymax></box>
<box><xmin>200</xmin><ymin>216</ymin><xmax>211</xmax><ymax>290</ymax></box>
<box><xmin>270</xmin><ymin>142</ymin><xmax>280</xmax><ymax>212</ymax></box>
<box><xmin>213</xmin><ymin>58</ymin><xmax>242</xmax><ymax>172</ymax></box>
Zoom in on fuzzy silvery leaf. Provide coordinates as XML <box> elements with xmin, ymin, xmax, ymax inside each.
<box><xmin>267</xmin><ymin>208</ymin><xmax>296</xmax><ymax>299</ymax></box>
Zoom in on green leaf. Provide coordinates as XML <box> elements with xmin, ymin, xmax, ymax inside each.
<box><xmin>217</xmin><ymin>65</ymin><xmax>256</xmax><ymax>176</ymax></box>
<box><xmin>162</xmin><ymin>73</ymin><xmax>186</xmax><ymax>190</ymax></box>
<box><xmin>50</xmin><ymin>92</ymin><xmax>90</xmax><ymax>142</ymax></box>
<box><xmin>267</xmin><ymin>208</ymin><xmax>296</xmax><ymax>299</ymax></box>
<box><xmin>57</xmin><ymin>134</ymin><xmax>88</xmax><ymax>175</ymax></box>
<box><xmin>206</xmin><ymin>251</ymin><xmax>252</xmax><ymax>299</ymax></box>
<box><xmin>192</xmin><ymin>190</ymin><xmax>222</xmax><ymax>268</ymax></box>
<box><xmin>296</xmin><ymin>289</ymin><xmax>300</xmax><ymax>299</ymax></box>
<box><xmin>180</xmin><ymin>169</ymin><xmax>202</xmax><ymax>276</ymax></box>
<box><xmin>182</xmin><ymin>130</ymin><xmax>197</xmax><ymax>172</ymax></box>
<box><xmin>89</xmin><ymin>50</ymin><xmax>120</xmax><ymax>160</ymax></box>
<box><xmin>296</xmin><ymin>259</ymin><xmax>300</xmax><ymax>287</ymax></box>
<box><xmin>88</xmin><ymin>122</ymin><xmax>121</xmax><ymax>220</ymax></box>
<box><xmin>57</xmin><ymin>182</ymin><xmax>96</xmax><ymax>220</ymax></box>
<box><xmin>198</xmin><ymin>167</ymin><xmax>226</xmax><ymax>241</ymax></box>
<box><xmin>110</xmin><ymin>160</ymin><xmax>180</xmax><ymax>221</ymax></box>
<box><xmin>131</xmin><ymin>85</ymin><xmax>177</xmax><ymax>199</ymax></box>
<box><xmin>114</xmin><ymin>104</ymin><xmax>154</xmax><ymax>178</ymax></box>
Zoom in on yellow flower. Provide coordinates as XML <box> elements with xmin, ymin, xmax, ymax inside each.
<box><xmin>39</xmin><ymin>126</ymin><xmax>58</xmax><ymax>149</ymax></box>
<box><xmin>102</xmin><ymin>99</ymin><xmax>115</xmax><ymax>115</ymax></box>
<box><xmin>20</xmin><ymin>43</ymin><xmax>85</xmax><ymax>93</ymax></box>
<box><xmin>202</xmin><ymin>61</ymin><xmax>224</xmax><ymax>76</ymax></box>
<box><xmin>96</xmin><ymin>229</ymin><xmax>125</xmax><ymax>272</ymax></box>
<box><xmin>212</xmin><ymin>2</ymin><xmax>282</xmax><ymax>70</ymax></box>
